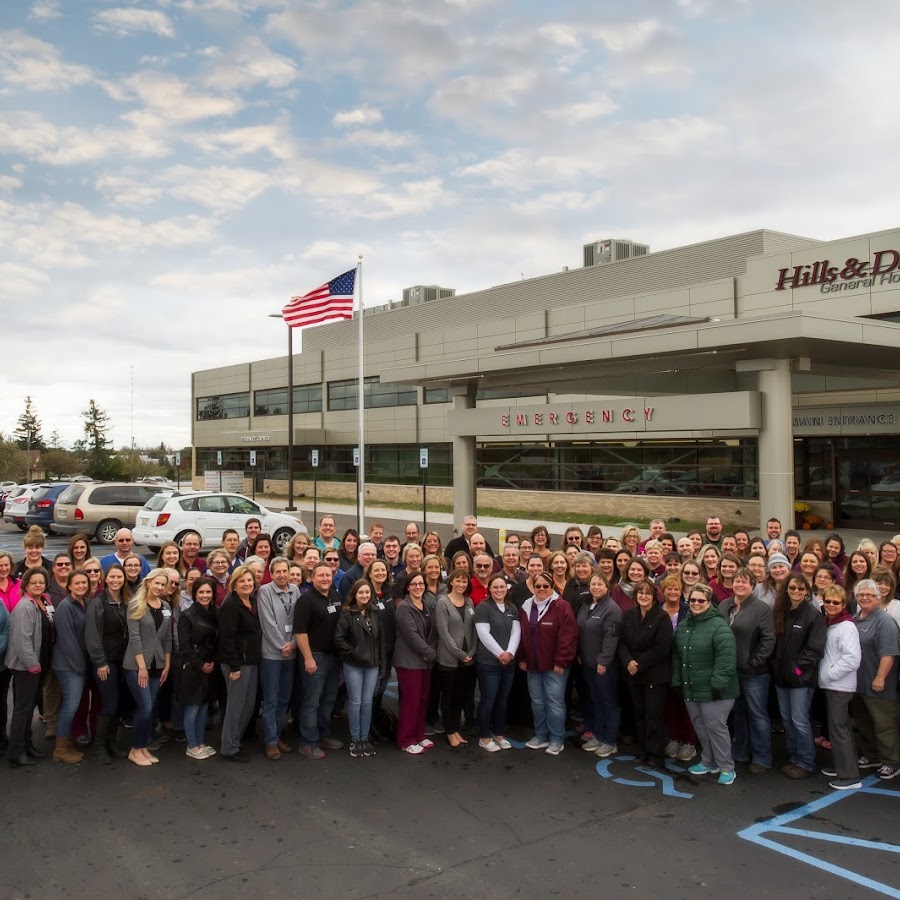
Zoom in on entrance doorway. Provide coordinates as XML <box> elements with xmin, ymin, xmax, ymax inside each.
<box><xmin>835</xmin><ymin>441</ymin><xmax>900</xmax><ymax>529</ymax></box>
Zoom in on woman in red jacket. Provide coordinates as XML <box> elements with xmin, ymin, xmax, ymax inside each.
<box><xmin>518</xmin><ymin>573</ymin><xmax>578</xmax><ymax>757</ymax></box>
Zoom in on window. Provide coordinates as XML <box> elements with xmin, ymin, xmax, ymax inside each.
<box><xmin>424</xmin><ymin>387</ymin><xmax>450</xmax><ymax>404</ymax></box>
<box><xmin>227</xmin><ymin>496</ymin><xmax>261</xmax><ymax>515</ymax></box>
<box><xmin>196</xmin><ymin>392</ymin><xmax>250</xmax><ymax>421</ymax></box>
<box><xmin>197</xmin><ymin>496</ymin><xmax>228</xmax><ymax>514</ymax></box>
<box><xmin>424</xmin><ymin>387</ymin><xmax>543</xmax><ymax>404</ymax></box>
<box><xmin>327</xmin><ymin>377</ymin><xmax>417</xmax><ymax>411</ymax></box>
<box><xmin>254</xmin><ymin>385</ymin><xmax>323</xmax><ymax>416</ymax></box>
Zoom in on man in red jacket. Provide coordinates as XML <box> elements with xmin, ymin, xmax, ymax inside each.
<box><xmin>517</xmin><ymin>573</ymin><xmax>578</xmax><ymax>756</ymax></box>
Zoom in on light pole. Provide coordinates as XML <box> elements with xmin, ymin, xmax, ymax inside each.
<box><xmin>268</xmin><ymin>313</ymin><xmax>296</xmax><ymax>511</ymax></box>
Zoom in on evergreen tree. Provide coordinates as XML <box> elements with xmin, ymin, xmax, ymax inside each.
<box><xmin>81</xmin><ymin>399</ymin><xmax>126</xmax><ymax>479</ymax></box>
<box><xmin>12</xmin><ymin>396</ymin><xmax>46</xmax><ymax>451</ymax></box>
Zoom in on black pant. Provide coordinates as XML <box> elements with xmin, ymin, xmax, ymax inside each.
<box><xmin>440</xmin><ymin>666</ymin><xmax>475</xmax><ymax>735</ymax></box>
<box><xmin>0</xmin><ymin>668</ymin><xmax>13</xmax><ymax>741</ymax></box>
<box><xmin>628</xmin><ymin>681</ymin><xmax>668</xmax><ymax>760</ymax></box>
<box><xmin>8</xmin><ymin>671</ymin><xmax>41</xmax><ymax>759</ymax></box>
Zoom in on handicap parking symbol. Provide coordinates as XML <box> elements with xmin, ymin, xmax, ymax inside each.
<box><xmin>595</xmin><ymin>754</ymin><xmax>694</xmax><ymax>799</ymax></box>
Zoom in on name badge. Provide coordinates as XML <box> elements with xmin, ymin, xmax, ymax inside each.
<box><xmin>161</xmin><ymin>609</ymin><xmax>172</xmax><ymax>618</ymax></box>
<box><xmin>284</xmin><ymin>624</ymin><xmax>292</xmax><ymax>633</ymax></box>
<box><xmin>468</xmin><ymin>607</ymin><xmax>475</xmax><ymax>616</ymax></box>
<box><xmin>377</xmin><ymin>602</ymin><xmax>385</xmax><ymax>610</ymax></box>
<box><xmin>327</xmin><ymin>604</ymin><xmax>337</xmax><ymax>614</ymax></box>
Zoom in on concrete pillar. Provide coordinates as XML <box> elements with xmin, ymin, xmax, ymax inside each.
<box><xmin>756</xmin><ymin>358</ymin><xmax>795</xmax><ymax>531</ymax></box>
<box><xmin>450</xmin><ymin>385</ymin><xmax>477</xmax><ymax>523</ymax></box>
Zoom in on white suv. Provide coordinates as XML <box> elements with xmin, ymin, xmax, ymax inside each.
<box><xmin>133</xmin><ymin>491</ymin><xmax>306</xmax><ymax>552</ymax></box>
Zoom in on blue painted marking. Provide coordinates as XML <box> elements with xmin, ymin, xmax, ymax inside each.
<box><xmin>738</xmin><ymin>774</ymin><xmax>900</xmax><ymax>899</ymax></box>
<box><xmin>861</xmin><ymin>786</ymin><xmax>900</xmax><ymax>799</ymax></box>
<box><xmin>636</xmin><ymin>764</ymin><xmax>694</xmax><ymax>799</ymax></box>
<box><xmin>595</xmin><ymin>756</ymin><xmax>693</xmax><ymax>799</ymax></box>
<box><xmin>774</xmin><ymin>827</ymin><xmax>900</xmax><ymax>854</ymax></box>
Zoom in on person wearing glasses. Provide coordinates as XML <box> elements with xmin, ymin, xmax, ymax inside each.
<box><xmin>718</xmin><ymin>567</ymin><xmax>775</xmax><ymax>774</ymax></box>
<box><xmin>82</xmin><ymin>557</ymin><xmax>105</xmax><ymax>599</ymax></box>
<box><xmin>672</xmin><ymin>583</ymin><xmax>739</xmax><ymax>784</ymax></box>
<box><xmin>817</xmin><ymin>585</ymin><xmax>862</xmax><ymax>790</ymax></box>
<box><xmin>469</xmin><ymin>553</ymin><xmax>495</xmax><ymax>606</ymax></box>
<box><xmin>519</xmin><ymin>573</ymin><xmax>579</xmax><ymax>756</ymax></box>
<box><xmin>121</xmin><ymin>555</ymin><xmax>145</xmax><ymax>592</ymax></box>
<box><xmin>771</xmin><ymin>573</ymin><xmax>826</xmax><ymax>779</ymax></box>
<box><xmin>322</xmin><ymin>549</ymin><xmax>345</xmax><ymax>594</ymax></box>
<box><xmin>852</xmin><ymin>579</ymin><xmax>900</xmax><ymax>780</ymax></box>
<box><xmin>101</xmin><ymin>529</ymin><xmax>151</xmax><ymax>579</ymax></box>
<box><xmin>679</xmin><ymin>562</ymin><xmax>704</xmax><ymax>600</ymax></box>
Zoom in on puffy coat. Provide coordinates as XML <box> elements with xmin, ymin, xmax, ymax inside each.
<box><xmin>671</xmin><ymin>606</ymin><xmax>739</xmax><ymax>702</ymax></box>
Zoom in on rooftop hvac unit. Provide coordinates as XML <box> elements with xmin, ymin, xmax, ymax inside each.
<box><xmin>583</xmin><ymin>239</ymin><xmax>650</xmax><ymax>268</ymax></box>
<box><xmin>402</xmin><ymin>285</ymin><xmax>456</xmax><ymax>305</ymax></box>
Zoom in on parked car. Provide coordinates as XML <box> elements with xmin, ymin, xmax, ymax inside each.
<box><xmin>0</xmin><ymin>481</ymin><xmax>17</xmax><ymax>493</ymax></box>
<box><xmin>53</xmin><ymin>482</ymin><xmax>171</xmax><ymax>544</ymax></box>
<box><xmin>24</xmin><ymin>483</ymin><xmax>74</xmax><ymax>533</ymax></box>
<box><xmin>2</xmin><ymin>484</ymin><xmax>42</xmax><ymax>530</ymax></box>
<box><xmin>133</xmin><ymin>491</ymin><xmax>306</xmax><ymax>552</ymax></box>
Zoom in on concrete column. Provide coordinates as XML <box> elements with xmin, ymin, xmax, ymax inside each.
<box><xmin>756</xmin><ymin>359</ymin><xmax>795</xmax><ymax>531</ymax></box>
<box><xmin>450</xmin><ymin>385</ymin><xmax>477</xmax><ymax>523</ymax></box>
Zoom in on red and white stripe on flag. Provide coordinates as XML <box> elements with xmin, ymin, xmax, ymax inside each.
<box><xmin>283</xmin><ymin>268</ymin><xmax>356</xmax><ymax>329</ymax></box>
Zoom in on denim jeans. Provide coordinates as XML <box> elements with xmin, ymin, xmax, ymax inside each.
<box><xmin>582</xmin><ymin>664</ymin><xmax>621</xmax><ymax>745</ymax></box>
<box><xmin>259</xmin><ymin>657</ymin><xmax>295</xmax><ymax>746</ymax></box>
<box><xmin>54</xmin><ymin>669</ymin><xmax>85</xmax><ymax>740</ymax></box>
<box><xmin>182</xmin><ymin>704</ymin><xmax>209</xmax><ymax>748</ymax></box>
<box><xmin>732</xmin><ymin>674</ymin><xmax>772</xmax><ymax>767</ymax></box>
<box><xmin>94</xmin><ymin>662</ymin><xmax>122</xmax><ymax>718</ymax></box>
<box><xmin>476</xmin><ymin>663</ymin><xmax>515</xmax><ymax>739</ymax></box>
<box><xmin>776</xmin><ymin>685</ymin><xmax>816</xmax><ymax>771</ymax></box>
<box><xmin>526</xmin><ymin>669</ymin><xmax>568</xmax><ymax>744</ymax></box>
<box><xmin>299</xmin><ymin>652</ymin><xmax>339</xmax><ymax>746</ymax></box>
<box><xmin>125</xmin><ymin>669</ymin><xmax>161</xmax><ymax>750</ymax></box>
<box><xmin>343</xmin><ymin>662</ymin><xmax>380</xmax><ymax>741</ymax></box>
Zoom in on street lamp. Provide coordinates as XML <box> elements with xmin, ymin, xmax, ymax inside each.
<box><xmin>268</xmin><ymin>313</ymin><xmax>296</xmax><ymax>512</ymax></box>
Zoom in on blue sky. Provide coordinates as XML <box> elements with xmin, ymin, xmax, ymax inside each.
<box><xmin>1</xmin><ymin>0</ymin><xmax>899</xmax><ymax>449</ymax></box>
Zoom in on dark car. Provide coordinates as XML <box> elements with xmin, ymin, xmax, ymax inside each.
<box><xmin>25</xmin><ymin>483</ymin><xmax>74</xmax><ymax>533</ymax></box>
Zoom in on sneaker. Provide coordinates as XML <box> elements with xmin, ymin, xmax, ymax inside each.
<box><xmin>299</xmin><ymin>744</ymin><xmax>325</xmax><ymax>760</ymax></box>
<box><xmin>147</xmin><ymin>740</ymin><xmax>161</xmax><ymax>752</ymax></box>
<box><xmin>877</xmin><ymin>765</ymin><xmax>900</xmax><ymax>780</ymax></box>
<box><xmin>432</xmin><ymin>721</ymin><xmax>446</xmax><ymax>734</ymax></box>
<box><xmin>784</xmin><ymin>764</ymin><xmax>813</xmax><ymax>779</ymax></box>
<box><xmin>402</xmin><ymin>743</ymin><xmax>424</xmax><ymax>755</ymax></box>
<box><xmin>320</xmin><ymin>737</ymin><xmax>343</xmax><ymax>750</ymax></box>
<box><xmin>545</xmin><ymin>742</ymin><xmax>564</xmax><ymax>756</ymax></box>
<box><xmin>820</xmin><ymin>766</ymin><xmax>838</xmax><ymax>778</ymax></box>
<box><xmin>829</xmin><ymin>777</ymin><xmax>862</xmax><ymax>790</ymax></box>
<box><xmin>664</xmin><ymin>740</ymin><xmax>681</xmax><ymax>758</ymax></box>
<box><xmin>579</xmin><ymin>731</ymin><xmax>594</xmax><ymax>743</ymax></box>
<box><xmin>349</xmin><ymin>741</ymin><xmax>362</xmax><ymax>758</ymax></box>
<box><xmin>419</xmin><ymin>738</ymin><xmax>435</xmax><ymax>750</ymax></box>
<box><xmin>688</xmin><ymin>762</ymin><xmax>719</xmax><ymax>775</ymax></box>
<box><xmin>362</xmin><ymin>741</ymin><xmax>376</xmax><ymax>757</ymax></box>
<box><xmin>858</xmin><ymin>756</ymin><xmax>880</xmax><ymax>770</ymax></box>
<box><xmin>220</xmin><ymin>752</ymin><xmax>249</xmax><ymax>763</ymax></box>
<box><xmin>478</xmin><ymin>738</ymin><xmax>501</xmax><ymax>752</ymax></box>
<box><xmin>200</xmin><ymin>746</ymin><xmax>217</xmax><ymax>758</ymax></box>
<box><xmin>174</xmin><ymin>731</ymin><xmax>187</xmax><ymax>743</ymax></box>
<box><xmin>676</xmin><ymin>744</ymin><xmax>697</xmax><ymax>762</ymax></box>
<box><xmin>748</xmin><ymin>763</ymin><xmax>769</xmax><ymax>775</ymax></box>
<box><xmin>581</xmin><ymin>737</ymin><xmax>601</xmax><ymax>752</ymax></box>
<box><xmin>495</xmin><ymin>737</ymin><xmax>512</xmax><ymax>750</ymax></box>
<box><xmin>526</xmin><ymin>736</ymin><xmax>550</xmax><ymax>750</ymax></box>
<box><xmin>718</xmin><ymin>771</ymin><xmax>736</xmax><ymax>785</ymax></box>
<box><xmin>186</xmin><ymin>747</ymin><xmax>208</xmax><ymax>760</ymax></box>
<box><xmin>594</xmin><ymin>743</ymin><xmax>618</xmax><ymax>758</ymax></box>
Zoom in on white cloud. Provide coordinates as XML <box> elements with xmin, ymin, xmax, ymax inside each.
<box><xmin>187</xmin><ymin>122</ymin><xmax>298</xmax><ymax>161</ymax></box>
<box><xmin>548</xmin><ymin>96</ymin><xmax>618</xmax><ymax>123</ymax></box>
<box><xmin>344</xmin><ymin>129</ymin><xmax>416</xmax><ymax>150</ymax></box>
<box><xmin>159</xmin><ymin>164</ymin><xmax>274</xmax><ymax>211</ymax></box>
<box><xmin>201</xmin><ymin>36</ymin><xmax>297</xmax><ymax>91</ymax></box>
<box><xmin>93</xmin><ymin>8</ymin><xmax>177</xmax><ymax>39</ymax></box>
<box><xmin>123</xmin><ymin>72</ymin><xmax>243</xmax><ymax>128</ymax></box>
<box><xmin>353</xmin><ymin>177</ymin><xmax>454</xmax><ymax>220</ymax></box>
<box><xmin>0</xmin><ymin>30</ymin><xmax>95</xmax><ymax>92</ymax></box>
<box><xmin>29</xmin><ymin>0</ymin><xmax>61</xmax><ymax>20</ymax></box>
<box><xmin>333</xmin><ymin>106</ymin><xmax>384</xmax><ymax>128</ymax></box>
<box><xmin>0</xmin><ymin>175</ymin><xmax>22</xmax><ymax>192</ymax></box>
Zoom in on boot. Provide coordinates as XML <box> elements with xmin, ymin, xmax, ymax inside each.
<box><xmin>25</xmin><ymin>744</ymin><xmax>46</xmax><ymax>759</ymax></box>
<box><xmin>53</xmin><ymin>737</ymin><xmax>84</xmax><ymax>764</ymax></box>
<box><xmin>9</xmin><ymin>753</ymin><xmax>37</xmax><ymax>768</ymax></box>
<box><xmin>92</xmin><ymin>716</ymin><xmax>113</xmax><ymax>765</ymax></box>
<box><xmin>105</xmin><ymin>717</ymin><xmax>128</xmax><ymax>760</ymax></box>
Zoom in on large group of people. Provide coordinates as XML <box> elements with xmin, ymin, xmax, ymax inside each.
<box><xmin>1</xmin><ymin>512</ymin><xmax>898</xmax><ymax>791</ymax></box>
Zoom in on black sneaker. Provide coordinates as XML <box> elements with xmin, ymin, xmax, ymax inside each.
<box><xmin>820</xmin><ymin>767</ymin><xmax>838</xmax><ymax>778</ymax></box>
<box><xmin>220</xmin><ymin>751</ymin><xmax>249</xmax><ymax>763</ymax></box>
<box><xmin>174</xmin><ymin>731</ymin><xmax>187</xmax><ymax>743</ymax></box>
<box><xmin>349</xmin><ymin>741</ymin><xmax>362</xmax><ymax>758</ymax></box>
<box><xmin>362</xmin><ymin>741</ymin><xmax>376</xmax><ymax>757</ymax></box>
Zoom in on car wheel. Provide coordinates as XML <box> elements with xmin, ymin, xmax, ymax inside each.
<box><xmin>16</xmin><ymin>523</ymin><xmax>27</xmax><ymax>531</ymax></box>
<box><xmin>96</xmin><ymin>519</ymin><xmax>122</xmax><ymax>544</ymax></box>
<box><xmin>273</xmin><ymin>527</ymin><xmax>294</xmax><ymax>553</ymax></box>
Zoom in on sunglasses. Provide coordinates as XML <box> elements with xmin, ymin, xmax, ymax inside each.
<box><xmin>688</xmin><ymin>598</ymin><xmax>709</xmax><ymax>604</ymax></box>
<box><xmin>787</xmin><ymin>585</ymin><xmax>807</xmax><ymax>593</ymax></box>
<box><xmin>84</xmin><ymin>568</ymin><xmax>101</xmax><ymax>574</ymax></box>
<box><xmin>534</xmin><ymin>583</ymin><xmax>553</xmax><ymax>590</ymax></box>
<box><xmin>474</xmin><ymin>563</ymin><xmax>492</xmax><ymax>569</ymax></box>
<box><xmin>822</xmin><ymin>599</ymin><xmax>844</xmax><ymax>606</ymax></box>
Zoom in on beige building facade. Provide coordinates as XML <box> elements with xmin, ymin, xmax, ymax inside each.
<box><xmin>192</xmin><ymin>226</ymin><xmax>900</xmax><ymax>531</ymax></box>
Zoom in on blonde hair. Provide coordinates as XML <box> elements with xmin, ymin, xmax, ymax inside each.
<box><xmin>23</xmin><ymin>524</ymin><xmax>46</xmax><ymax>550</ymax></box>
<box><xmin>128</xmin><ymin>568</ymin><xmax>170</xmax><ymax>621</ymax></box>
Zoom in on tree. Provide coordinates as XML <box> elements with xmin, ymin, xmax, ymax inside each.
<box><xmin>48</xmin><ymin>428</ymin><xmax>64</xmax><ymax>449</ymax></box>
<box><xmin>0</xmin><ymin>439</ymin><xmax>28</xmax><ymax>481</ymax></box>
<box><xmin>13</xmin><ymin>396</ymin><xmax>46</xmax><ymax>452</ymax></box>
<box><xmin>81</xmin><ymin>399</ymin><xmax>126</xmax><ymax>480</ymax></box>
<box><xmin>41</xmin><ymin>448</ymin><xmax>80</xmax><ymax>479</ymax></box>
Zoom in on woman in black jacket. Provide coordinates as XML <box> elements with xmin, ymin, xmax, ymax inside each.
<box><xmin>617</xmin><ymin>578</ymin><xmax>673</xmax><ymax>768</ymax></box>
<box><xmin>178</xmin><ymin>576</ymin><xmax>219</xmax><ymax>761</ymax></box>
<box><xmin>771</xmin><ymin>573</ymin><xmax>827</xmax><ymax>778</ymax></box>
<box><xmin>216</xmin><ymin>565</ymin><xmax>262</xmax><ymax>763</ymax></box>
<box><xmin>84</xmin><ymin>563</ymin><xmax>130</xmax><ymax>763</ymax></box>
<box><xmin>335</xmin><ymin>579</ymin><xmax>385</xmax><ymax>758</ymax></box>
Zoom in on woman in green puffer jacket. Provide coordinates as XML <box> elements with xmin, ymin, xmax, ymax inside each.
<box><xmin>672</xmin><ymin>584</ymin><xmax>740</xmax><ymax>785</ymax></box>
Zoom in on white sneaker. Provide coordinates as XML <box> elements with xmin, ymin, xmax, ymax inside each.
<box><xmin>676</xmin><ymin>743</ymin><xmax>697</xmax><ymax>762</ymax></box>
<box><xmin>418</xmin><ymin>739</ymin><xmax>434</xmax><ymax>750</ymax></box>
<box><xmin>545</xmin><ymin>742</ymin><xmax>564</xmax><ymax>756</ymax></box>
<box><xmin>185</xmin><ymin>747</ymin><xmax>207</xmax><ymax>760</ymax></box>
<box><xmin>664</xmin><ymin>740</ymin><xmax>681</xmax><ymax>758</ymax></box>
<box><xmin>402</xmin><ymin>743</ymin><xmax>424</xmax><ymax>755</ymax></box>
<box><xmin>581</xmin><ymin>737</ymin><xmax>601</xmax><ymax>752</ymax></box>
<box><xmin>594</xmin><ymin>742</ymin><xmax>618</xmax><ymax>758</ymax></box>
<box><xmin>526</xmin><ymin>737</ymin><xmax>550</xmax><ymax>750</ymax></box>
<box><xmin>479</xmin><ymin>738</ymin><xmax>501</xmax><ymax>752</ymax></box>
<box><xmin>495</xmin><ymin>737</ymin><xmax>512</xmax><ymax>750</ymax></box>
<box><xmin>201</xmin><ymin>745</ymin><xmax>217</xmax><ymax>758</ymax></box>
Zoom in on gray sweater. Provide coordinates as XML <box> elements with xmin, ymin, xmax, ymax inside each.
<box><xmin>435</xmin><ymin>595</ymin><xmax>478</xmax><ymax>668</ymax></box>
<box><xmin>576</xmin><ymin>597</ymin><xmax>622</xmax><ymax>668</ymax></box>
<box><xmin>257</xmin><ymin>582</ymin><xmax>300</xmax><ymax>660</ymax></box>
<box><xmin>123</xmin><ymin>602</ymin><xmax>173</xmax><ymax>670</ymax></box>
<box><xmin>393</xmin><ymin>599</ymin><xmax>436</xmax><ymax>670</ymax></box>
<box><xmin>6</xmin><ymin>599</ymin><xmax>45</xmax><ymax>672</ymax></box>
<box><xmin>51</xmin><ymin>597</ymin><xmax>88</xmax><ymax>674</ymax></box>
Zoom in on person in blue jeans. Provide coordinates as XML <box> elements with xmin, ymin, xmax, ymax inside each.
<box><xmin>719</xmin><ymin>568</ymin><xmax>775</xmax><ymax>773</ymax></box>
<box><xmin>51</xmin><ymin>570</ymin><xmax>91</xmax><ymax>764</ymax></box>
<box><xmin>518</xmin><ymin>574</ymin><xmax>578</xmax><ymax>756</ymax></box>
<box><xmin>334</xmin><ymin>579</ymin><xmax>385</xmax><ymax>757</ymax></box>
<box><xmin>771</xmin><ymin>573</ymin><xmax>826</xmax><ymax>778</ymax></box>
<box><xmin>474</xmin><ymin>575</ymin><xmax>521</xmax><ymax>752</ymax></box>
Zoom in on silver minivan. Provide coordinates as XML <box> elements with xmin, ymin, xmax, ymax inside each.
<box><xmin>53</xmin><ymin>482</ymin><xmax>170</xmax><ymax>544</ymax></box>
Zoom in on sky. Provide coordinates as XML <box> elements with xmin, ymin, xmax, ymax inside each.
<box><xmin>2</xmin><ymin>0</ymin><xmax>899</xmax><ymax>450</ymax></box>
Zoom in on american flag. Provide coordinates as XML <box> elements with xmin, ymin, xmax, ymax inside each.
<box><xmin>282</xmin><ymin>268</ymin><xmax>356</xmax><ymax>329</ymax></box>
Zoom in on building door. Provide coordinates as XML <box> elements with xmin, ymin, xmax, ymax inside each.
<box><xmin>835</xmin><ymin>441</ymin><xmax>900</xmax><ymax>529</ymax></box>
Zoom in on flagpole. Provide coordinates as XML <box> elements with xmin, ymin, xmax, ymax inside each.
<box><xmin>356</xmin><ymin>256</ymin><xmax>365</xmax><ymax>535</ymax></box>
<box><xmin>285</xmin><ymin>322</ymin><xmax>295</xmax><ymax>511</ymax></box>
